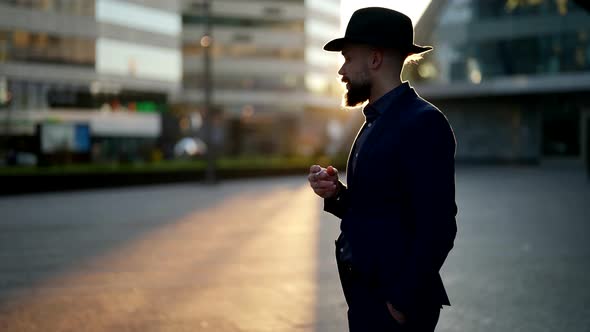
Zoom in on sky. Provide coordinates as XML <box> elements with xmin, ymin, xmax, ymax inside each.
<box><xmin>340</xmin><ymin>0</ymin><xmax>432</xmax><ymax>30</ymax></box>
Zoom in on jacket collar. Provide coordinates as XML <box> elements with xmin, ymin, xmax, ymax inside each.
<box><xmin>362</xmin><ymin>81</ymin><xmax>411</xmax><ymax>121</ymax></box>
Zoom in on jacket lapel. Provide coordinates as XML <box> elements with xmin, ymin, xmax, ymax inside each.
<box><xmin>346</xmin><ymin>123</ymin><xmax>366</xmax><ymax>188</ymax></box>
<box><xmin>350</xmin><ymin>88</ymin><xmax>416</xmax><ymax>186</ymax></box>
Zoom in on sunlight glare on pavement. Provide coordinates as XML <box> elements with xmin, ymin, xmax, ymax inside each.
<box><xmin>0</xmin><ymin>183</ymin><xmax>323</xmax><ymax>332</ymax></box>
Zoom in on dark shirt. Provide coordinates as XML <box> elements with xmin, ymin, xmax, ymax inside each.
<box><xmin>350</xmin><ymin>82</ymin><xmax>410</xmax><ymax>174</ymax></box>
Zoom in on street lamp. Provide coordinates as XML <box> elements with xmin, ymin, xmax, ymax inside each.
<box><xmin>200</xmin><ymin>0</ymin><xmax>216</xmax><ymax>183</ymax></box>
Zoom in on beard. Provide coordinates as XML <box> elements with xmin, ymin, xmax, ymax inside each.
<box><xmin>344</xmin><ymin>79</ymin><xmax>372</xmax><ymax>107</ymax></box>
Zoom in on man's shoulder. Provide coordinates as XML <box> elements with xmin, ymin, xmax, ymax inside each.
<box><xmin>399</xmin><ymin>91</ymin><xmax>453</xmax><ymax>138</ymax></box>
<box><xmin>396</xmin><ymin>85</ymin><xmax>437</xmax><ymax>111</ymax></box>
<box><xmin>401</xmin><ymin>92</ymin><xmax>444</xmax><ymax>122</ymax></box>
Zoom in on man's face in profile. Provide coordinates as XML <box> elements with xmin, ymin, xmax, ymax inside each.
<box><xmin>339</xmin><ymin>45</ymin><xmax>372</xmax><ymax>107</ymax></box>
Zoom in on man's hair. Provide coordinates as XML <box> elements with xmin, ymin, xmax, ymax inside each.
<box><xmin>403</xmin><ymin>52</ymin><xmax>428</xmax><ymax>65</ymax></box>
<box><xmin>383</xmin><ymin>49</ymin><xmax>429</xmax><ymax>67</ymax></box>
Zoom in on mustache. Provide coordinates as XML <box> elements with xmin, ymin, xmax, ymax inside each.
<box><xmin>341</xmin><ymin>77</ymin><xmax>350</xmax><ymax>84</ymax></box>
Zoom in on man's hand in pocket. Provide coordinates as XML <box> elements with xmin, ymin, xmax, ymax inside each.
<box><xmin>386</xmin><ymin>302</ymin><xmax>406</xmax><ymax>325</ymax></box>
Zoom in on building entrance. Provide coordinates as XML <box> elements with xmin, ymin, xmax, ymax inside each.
<box><xmin>541</xmin><ymin>100</ymin><xmax>580</xmax><ymax>158</ymax></box>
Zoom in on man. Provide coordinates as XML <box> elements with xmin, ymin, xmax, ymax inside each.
<box><xmin>308</xmin><ymin>7</ymin><xmax>457</xmax><ymax>332</ymax></box>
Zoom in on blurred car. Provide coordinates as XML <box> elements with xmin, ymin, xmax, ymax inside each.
<box><xmin>173</xmin><ymin>137</ymin><xmax>207</xmax><ymax>158</ymax></box>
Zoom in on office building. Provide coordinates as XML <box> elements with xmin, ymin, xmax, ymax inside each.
<box><xmin>180</xmin><ymin>0</ymin><xmax>344</xmax><ymax>156</ymax></box>
<box><xmin>405</xmin><ymin>0</ymin><xmax>590</xmax><ymax>163</ymax></box>
<box><xmin>0</xmin><ymin>0</ymin><xmax>182</xmax><ymax>163</ymax></box>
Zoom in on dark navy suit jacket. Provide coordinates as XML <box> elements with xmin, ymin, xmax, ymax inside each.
<box><xmin>325</xmin><ymin>83</ymin><xmax>457</xmax><ymax>314</ymax></box>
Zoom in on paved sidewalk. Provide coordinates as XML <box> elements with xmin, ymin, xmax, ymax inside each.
<box><xmin>0</xmin><ymin>165</ymin><xmax>588</xmax><ymax>331</ymax></box>
<box><xmin>437</xmin><ymin>166</ymin><xmax>590</xmax><ymax>332</ymax></box>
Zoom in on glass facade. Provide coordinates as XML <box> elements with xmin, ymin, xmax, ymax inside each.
<box><xmin>180</xmin><ymin>0</ymin><xmax>342</xmax><ymax>157</ymax></box>
<box><xmin>182</xmin><ymin>0</ymin><xmax>341</xmax><ymax>97</ymax></box>
<box><xmin>184</xmin><ymin>73</ymin><xmax>304</xmax><ymax>92</ymax></box>
<box><xmin>94</xmin><ymin>0</ymin><xmax>182</xmax><ymax>82</ymax></box>
<box><xmin>182</xmin><ymin>3</ymin><xmax>309</xmax><ymax>97</ymax></box>
<box><xmin>3</xmin><ymin>80</ymin><xmax>51</xmax><ymax>111</ymax></box>
<box><xmin>2</xmin><ymin>79</ymin><xmax>168</xmax><ymax>112</ymax></box>
<box><xmin>407</xmin><ymin>0</ymin><xmax>590</xmax><ymax>161</ymax></box>
<box><xmin>0</xmin><ymin>0</ymin><xmax>95</xmax><ymax>16</ymax></box>
<box><xmin>440</xmin><ymin>30</ymin><xmax>590</xmax><ymax>83</ymax></box>
<box><xmin>182</xmin><ymin>14</ymin><xmax>304</xmax><ymax>32</ymax></box>
<box><xmin>96</xmin><ymin>38</ymin><xmax>181</xmax><ymax>83</ymax></box>
<box><xmin>96</xmin><ymin>0</ymin><xmax>181</xmax><ymax>36</ymax></box>
<box><xmin>183</xmin><ymin>42</ymin><xmax>304</xmax><ymax>60</ymax></box>
<box><xmin>0</xmin><ymin>30</ymin><xmax>95</xmax><ymax>66</ymax></box>
<box><xmin>408</xmin><ymin>0</ymin><xmax>590</xmax><ymax>84</ymax></box>
<box><xmin>473</xmin><ymin>0</ymin><xmax>585</xmax><ymax>18</ymax></box>
<box><xmin>0</xmin><ymin>0</ymin><xmax>182</xmax><ymax>165</ymax></box>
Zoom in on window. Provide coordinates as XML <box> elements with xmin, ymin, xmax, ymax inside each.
<box><xmin>0</xmin><ymin>30</ymin><xmax>95</xmax><ymax>66</ymax></box>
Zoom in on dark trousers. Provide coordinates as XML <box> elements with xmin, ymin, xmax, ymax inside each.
<box><xmin>336</xmin><ymin>247</ymin><xmax>441</xmax><ymax>332</ymax></box>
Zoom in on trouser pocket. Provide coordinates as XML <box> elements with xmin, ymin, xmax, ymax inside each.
<box><xmin>335</xmin><ymin>236</ymin><xmax>353</xmax><ymax>306</ymax></box>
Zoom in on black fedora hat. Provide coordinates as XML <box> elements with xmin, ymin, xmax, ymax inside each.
<box><xmin>324</xmin><ymin>7</ymin><xmax>432</xmax><ymax>54</ymax></box>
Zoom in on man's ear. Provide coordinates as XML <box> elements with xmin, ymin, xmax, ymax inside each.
<box><xmin>368</xmin><ymin>49</ymin><xmax>384</xmax><ymax>70</ymax></box>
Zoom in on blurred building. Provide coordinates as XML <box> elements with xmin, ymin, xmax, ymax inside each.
<box><xmin>180</xmin><ymin>0</ymin><xmax>346</xmax><ymax>157</ymax></box>
<box><xmin>0</xmin><ymin>0</ymin><xmax>181</xmax><ymax>164</ymax></box>
<box><xmin>405</xmin><ymin>0</ymin><xmax>590</xmax><ymax>164</ymax></box>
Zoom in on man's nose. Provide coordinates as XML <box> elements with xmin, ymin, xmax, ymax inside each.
<box><xmin>338</xmin><ymin>64</ymin><xmax>345</xmax><ymax>76</ymax></box>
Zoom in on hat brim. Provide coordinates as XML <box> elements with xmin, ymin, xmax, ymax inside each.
<box><xmin>324</xmin><ymin>37</ymin><xmax>433</xmax><ymax>54</ymax></box>
<box><xmin>323</xmin><ymin>38</ymin><xmax>347</xmax><ymax>52</ymax></box>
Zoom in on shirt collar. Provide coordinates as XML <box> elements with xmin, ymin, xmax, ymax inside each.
<box><xmin>362</xmin><ymin>82</ymin><xmax>411</xmax><ymax>122</ymax></box>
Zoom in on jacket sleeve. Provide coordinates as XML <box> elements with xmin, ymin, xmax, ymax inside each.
<box><xmin>385</xmin><ymin>109</ymin><xmax>458</xmax><ymax>313</ymax></box>
<box><xmin>323</xmin><ymin>180</ymin><xmax>349</xmax><ymax>219</ymax></box>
